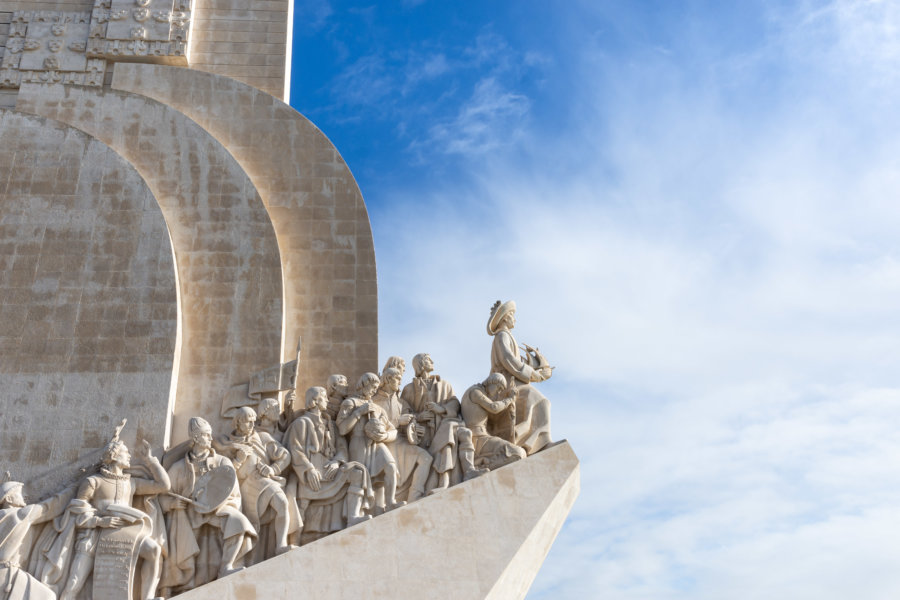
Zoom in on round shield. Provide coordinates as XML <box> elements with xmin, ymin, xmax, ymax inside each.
<box><xmin>192</xmin><ymin>465</ymin><xmax>236</xmax><ymax>514</ymax></box>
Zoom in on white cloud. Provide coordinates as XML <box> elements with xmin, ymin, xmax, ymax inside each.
<box><xmin>371</xmin><ymin>1</ymin><xmax>900</xmax><ymax>598</ymax></box>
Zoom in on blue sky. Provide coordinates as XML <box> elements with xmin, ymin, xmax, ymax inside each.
<box><xmin>289</xmin><ymin>2</ymin><xmax>900</xmax><ymax>598</ymax></box>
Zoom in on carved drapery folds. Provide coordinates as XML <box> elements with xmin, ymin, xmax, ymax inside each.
<box><xmin>0</xmin><ymin>1</ymin><xmax>192</xmax><ymax>89</ymax></box>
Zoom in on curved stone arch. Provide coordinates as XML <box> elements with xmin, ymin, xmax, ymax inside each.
<box><xmin>0</xmin><ymin>109</ymin><xmax>175</xmax><ymax>491</ymax></box>
<box><xmin>16</xmin><ymin>83</ymin><xmax>283</xmax><ymax>445</ymax></box>
<box><xmin>110</xmin><ymin>64</ymin><xmax>378</xmax><ymax>393</ymax></box>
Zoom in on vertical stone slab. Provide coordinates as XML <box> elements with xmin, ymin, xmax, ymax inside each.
<box><xmin>170</xmin><ymin>442</ymin><xmax>580</xmax><ymax>600</ymax></box>
<box><xmin>0</xmin><ymin>109</ymin><xmax>175</xmax><ymax>490</ymax></box>
<box><xmin>112</xmin><ymin>64</ymin><xmax>378</xmax><ymax>390</ymax></box>
<box><xmin>187</xmin><ymin>0</ymin><xmax>290</xmax><ymax>100</ymax></box>
<box><xmin>15</xmin><ymin>82</ymin><xmax>283</xmax><ymax>444</ymax></box>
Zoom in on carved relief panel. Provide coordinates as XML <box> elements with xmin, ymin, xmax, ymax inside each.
<box><xmin>87</xmin><ymin>0</ymin><xmax>192</xmax><ymax>64</ymax></box>
<box><xmin>0</xmin><ymin>12</ymin><xmax>106</xmax><ymax>88</ymax></box>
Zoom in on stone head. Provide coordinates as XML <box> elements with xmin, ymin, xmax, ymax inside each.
<box><xmin>305</xmin><ymin>386</ymin><xmax>328</xmax><ymax>412</ymax></box>
<box><xmin>381</xmin><ymin>367</ymin><xmax>402</xmax><ymax>393</ymax></box>
<box><xmin>412</xmin><ymin>353</ymin><xmax>434</xmax><ymax>377</ymax></box>
<box><xmin>0</xmin><ymin>481</ymin><xmax>25</xmax><ymax>509</ymax></box>
<box><xmin>326</xmin><ymin>374</ymin><xmax>349</xmax><ymax>398</ymax></box>
<box><xmin>234</xmin><ymin>406</ymin><xmax>257</xmax><ymax>436</ymax></box>
<box><xmin>484</xmin><ymin>372</ymin><xmax>507</xmax><ymax>398</ymax></box>
<box><xmin>189</xmin><ymin>417</ymin><xmax>213</xmax><ymax>451</ymax></box>
<box><xmin>356</xmin><ymin>372</ymin><xmax>380</xmax><ymax>399</ymax></box>
<box><xmin>382</xmin><ymin>355</ymin><xmax>405</xmax><ymax>378</ymax></box>
<box><xmin>102</xmin><ymin>439</ymin><xmax>131</xmax><ymax>469</ymax></box>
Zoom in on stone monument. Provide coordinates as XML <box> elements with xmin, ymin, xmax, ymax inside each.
<box><xmin>0</xmin><ymin>2</ymin><xmax>578</xmax><ymax>597</ymax></box>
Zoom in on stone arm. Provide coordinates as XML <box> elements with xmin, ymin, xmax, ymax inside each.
<box><xmin>493</xmin><ymin>331</ymin><xmax>538</xmax><ymax>383</ymax></box>
<box><xmin>265</xmin><ymin>437</ymin><xmax>291</xmax><ymax>475</ymax></box>
<box><xmin>440</xmin><ymin>397</ymin><xmax>461</xmax><ymax>419</ymax></box>
<box><xmin>28</xmin><ymin>485</ymin><xmax>77</xmax><ymax>524</ymax></box>
<box><xmin>336</xmin><ymin>399</ymin><xmax>368</xmax><ymax>436</ymax></box>
<box><xmin>131</xmin><ymin>453</ymin><xmax>172</xmax><ymax>497</ymax></box>
<box><xmin>471</xmin><ymin>388</ymin><xmax>513</xmax><ymax>415</ymax></box>
<box><xmin>71</xmin><ymin>478</ymin><xmax>103</xmax><ymax>528</ymax></box>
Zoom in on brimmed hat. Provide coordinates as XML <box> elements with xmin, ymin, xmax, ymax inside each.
<box><xmin>486</xmin><ymin>300</ymin><xmax>516</xmax><ymax>335</ymax></box>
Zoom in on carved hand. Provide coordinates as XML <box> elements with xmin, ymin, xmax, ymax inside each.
<box><xmin>100</xmin><ymin>516</ymin><xmax>125</xmax><ymax>528</ymax></box>
<box><xmin>323</xmin><ymin>461</ymin><xmax>339</xmax><ymax>481</ymax></box>
<box><xmin>136</xmin><ymin>439</ymin><xmax>153</xmax><ymax>462</ymax></box>
<box><xmin>171</xmin><ymin>497</ymin><xmax>188</xmax><ymax>511</ymax></box>
<box><xmin>415</xmin><ymin>424</ymin><xmax>426</xmax><ymax>438</ymax></box>
<box><xmin>306</xmin><ymin>468</ymin><xmax>322</xmax><ymax>492</ymax></box>
<box><xmin>257</xmin><ymin>463</ymin><xmax>275</xmax><ymax>478</ymax></box>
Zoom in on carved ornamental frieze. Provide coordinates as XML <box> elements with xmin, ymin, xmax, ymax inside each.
<box><xmin>0</xmin><ymin>12</ymin><xmax>105</xmax><ymax>88</ymax></box>
<box><xmin>0</xmin><ymin>0</ymin><xmax>192</xmax><ymax>89</ymax></box>
<box><xmin>87</xmin><ymin>0</ymin><xmax>191</xmax><ymax>64</ymax></box>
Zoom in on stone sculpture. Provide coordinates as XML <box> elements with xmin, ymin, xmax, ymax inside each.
<box><xmin>284</xmin><ymin>387</ymin><xmax>373</xmax><ymax>544</ymax></box>
<box><xmin>0</xmin><ymin>477</ymin><xmax>75</xmax><ymax>600</ymax></box>
<box><xmin>324</xmin><ymin>374</ymin><xmax>349</xmax><ymax>421</ymax></box>
<box><xmin>336</xmin><ymin>373</ymin><xmax>405</xmax><ymax>514</ymax></box>
<box><xmin>160</xmin><ymin>418</ymin><xmax>255</xmax><ymax>596</ymax></box>
<box><xmin>56</xmin><ymin>422</ymin><xmax>170</xmax><ymax>600</ymax></box>
<box><xmin>401</xmin><ymin>353</ymin><xmax>486</xmax><ymax>491</ymax></box>
<box><xmin>460</xmin><ymin>373</ymin><xmax>528</xmax><ymax>470</ymax></box>
<box><xmin>0</xmin><ymin>300</ymin><xmax>559</xmax><ymax>599</ymax></box>
<box><xmin>487</xmin><ymin>300</ymin><xmax>553</xmax><ymax>454</ymax></box>
<box><xmin>213</xmin><ymin>408</ymin><xmax>299</xmax><ymax>561</ymax></box>
<box><xmin>372</xmin><ymin>367</ymin><xmax>433</xmax><ymax>502</ymax></box>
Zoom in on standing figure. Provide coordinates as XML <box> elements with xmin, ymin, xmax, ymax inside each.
<box><xmin>401</xmin><ymin>353</ymin><xmax>486</xmax><ymax>492</ymax></box>
<box><xmin>460</xmin><ymin>373</ymin><xmax>527</xmax><ymax>470</ymax></box>
<box><xmin>214</xmin><ymin>407</ymin><xmax>299</xmax><ymax>560</ymax></box>
<box><xmin>160</xmin><ymin>417</ymin><xmax>255</xmax><ymax>595</ymax></box>
<box><xmin>324</xmin><ymin>374</ymin><xmax>349</xmax><ymax>421</ymax></box>
<box><xmin>336</xmin><ymin>373</ymin><xmax>405</xmax><ymax>513</ymax></box>
<box><xmin>487</xmin><ymin>300</ymin><xmax>552</xmax><ymax>454</ymax></box>
<box><xmin>284</xmin><ymin>387</ymin><xmax>373</xmax><ymax>544</ymax></box>
<box><xmin>0</xmin><ymin>478</ymin><xmax>74</xmax><ymax>600</ymax></box>
<box><xmin>59</xmin><ymin>425</ymin><xmax>170</xmax><ymax>600</ymax></box>
<box><xmin>372</xmin><ymin>368</ymin><xmax>432</xmax><ymax>502</ymax></box>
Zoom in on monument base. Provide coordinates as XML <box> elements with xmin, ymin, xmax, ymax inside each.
<box><xmin>172</xmin><ymin>441</ymin><xmax>580</xmax><ymax>600</ymax></box>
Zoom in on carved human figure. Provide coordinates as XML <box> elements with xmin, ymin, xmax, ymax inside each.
<box><xmin>372</xmin><ymin>367</ymin><xmax>432</xmax><ymax>502</ymax></box>
<box><xmin>0</xmin><ymin>479</ymin><xmax>74</xmax><ymax>600</ymax></box>
<box><xmin>336</xmin><ymin>373</ymin><xmax>405</xmax><ymax>513</ymax></box>
<box><xmin>401</xmin><ymin>353</ymin><xmax>486</xmax><ymax>491</ymax></box>
<box><xmin>160</xmin><ymin>417</ymin><xmax>256</xmax><ymax>595</ymax></box>
<box><xmin>382</xmin><ymin>355</ymin><xmax>406</xmax><ymax>380</ymax></box>
<box><xmin>59</xmin><ymin>430</ymin><xmax>170</xmax><ymax>600</ymax></box>
<box><xmin>213</xmin><ymin>407</ymin><xmax>299</xmax><ymax>559</ymax></box>
<box><xmin>487</xmin><ymin>300</ymin><xmax>552</xmax><ymax>454</ymax></box>
<box><xmin>324</xmin><ymin>374</ymin><xmax>349</xmax><ymax>421</ymax></box>
<box><xmin>284</xmin><ymin>387</ymin><xmax>373</xmax><ymax>544</ymax></box>
<box><xmin>255</xmin><ymin>396</ymin><xmax>283</xmax><ymax>443</ymax></box>
<box><xmin>460</xmin><ymin>373</ymin><xmax>528</xmax><ymax>470</ymax></box>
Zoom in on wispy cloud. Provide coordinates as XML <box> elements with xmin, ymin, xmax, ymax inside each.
<box><xmin>368</xmin><ymin>1</ymin><xmax>900</xmax><ymax>597</ymax></box>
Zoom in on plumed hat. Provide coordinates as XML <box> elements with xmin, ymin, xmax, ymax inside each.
<box><xmin>0</xmin><ymin>472</ymin><xmax>23</xmax><ymax>504</ymax></box>
<box><xmin>486</xmin><ymin>300</ymin><xmax>516</xmax><ymax>335</ymax></box>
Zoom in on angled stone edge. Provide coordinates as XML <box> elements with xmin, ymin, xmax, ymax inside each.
<box><xmin>173</xmin><ymin>441</ymin><xmax>580</xmax><ymax>600</ymax></box>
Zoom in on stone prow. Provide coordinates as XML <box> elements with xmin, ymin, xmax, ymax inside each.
<box><xmin>171</xmin><ymin>441</ymin><xmax>580</xmax><ymax>600</ymax></box>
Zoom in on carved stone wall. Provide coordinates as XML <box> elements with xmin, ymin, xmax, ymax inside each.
<box><xmin>0</xmin><ymin>109</ymin><xmax>175</xmax><ymax>487</ymax></box>
<box><xmin>112</xmin><ymin>63</ymin><xmax>378</xmax><ymax>393</ymax></box>
<box><xmin>16</xmin><ymin>82</ymin><xmax>284</xmax><ymax>444</ymax></box>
